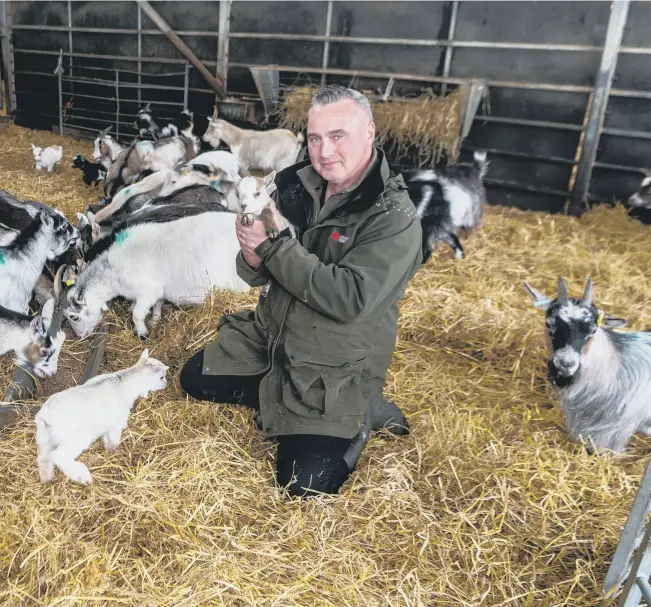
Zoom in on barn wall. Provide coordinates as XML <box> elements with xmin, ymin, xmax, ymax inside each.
<box><xmin>5</xmin><ymin>0</ymin><xmax>651</xmax><ymax>216</ymax></box>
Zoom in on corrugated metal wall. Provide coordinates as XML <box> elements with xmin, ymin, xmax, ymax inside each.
<box><xmin>3</xmin><ymin>1</ymin><xmax>651</xmax><ymax>219</ymax></box>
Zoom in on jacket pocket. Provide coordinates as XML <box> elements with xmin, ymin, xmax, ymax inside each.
<box><xmin>282</xmin><ymin>336</ymin><xmax>367</xmax><ymax>419</ymax></box>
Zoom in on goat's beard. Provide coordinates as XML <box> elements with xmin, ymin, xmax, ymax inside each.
<box><xmin>547</xmin><ymin>360</ymin><xmax>578</xmax><ymax>389</ymax></box>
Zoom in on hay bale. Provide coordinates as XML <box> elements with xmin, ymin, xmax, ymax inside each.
<box><xmin>278</xmin><ymin>85</ymin><xmax>462</xmax><ymax>166</ymax></box>
<box><xmin>0</xmin><ymin>124</ymin><xmax>650</xmax><ymax>605</ymax></box>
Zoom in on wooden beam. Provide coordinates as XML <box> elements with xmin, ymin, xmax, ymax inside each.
<box><xmin>135</xmin><ymin>0</ymin><xmax>226</xmax><ymax>98</ymax></box>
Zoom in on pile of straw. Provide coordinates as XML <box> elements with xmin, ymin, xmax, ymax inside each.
<box><xmin>278</xmin><ymin>85</ymin><xmax>462</xmax><ymax>166</ymax></box>
<box><xmin>0</xmin><ymin>124</ymin><xmax>650</xmax><ymax>606</ymax></box>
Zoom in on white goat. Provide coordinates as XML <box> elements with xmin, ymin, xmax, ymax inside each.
<box><xmin>232</xmin><ymin>170</ymin><xmax>295</xmax><ymax>239</ymax></box>
<box><xmin>35</xmin><ymin>348</ymin><xmax>168</xmax><ymax>484</ymax></box>
<box><xmin>203</xmin><ymin>107</ymin><xmax>303</xmax><ymax>173</ymax></box>
<box><xmin>0</xmin><ymin>298</ymin><xmax>66</xmax><ymax>378</ymax></box>
<box><xmin>60</xmin><ymin>211</ymin><xmax>250</xmax><ymax>339</ymax></box>
<box><xmin>31</xmin><ymin>144</ymin><xmax>63</xmax><ymax>172</ymax></box>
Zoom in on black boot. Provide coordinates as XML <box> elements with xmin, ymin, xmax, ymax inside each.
<box><xmin>369</xmin><ymin>392</ymin><xmax>410</xmax><ymax>436</ymax></box>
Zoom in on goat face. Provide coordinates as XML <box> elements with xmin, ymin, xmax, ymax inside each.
<box><xmin>628</xmin><ymin>175</ymin><xmax>651</xmax><ymax>209</ymax></box>
<box><xmin>22</xmin><ymin>298</ymin><xmax>66</xmax><ymax>378</ymax></box>
<box><xmin>525</xmin><ymin>277</ymin><xmax>628</xmax><ymax>388</ymax></box>
<box><xmin>234</xmin><ymin>171</ymin><xmax>277</xmax><ymax>215</ymax></box>
<box><xmin>202</xmin><ymin>118</ymin><xmax>227</xmax><ymax>148</ymax></box>
<box><xmin>72</xmin><ymin>154</ymin><xmax>86</xmax><ymax>169</ymax></box>
<box><xmin>45</xmin><ymin>212</ymin><xmax>79</xmax><ymax>259</ymax></box>
<box><xmin>137</xmin><ymin>349</ymin><xmax>170</xmax><ymax>395</ymax></box>
<box><xmin>63</xmin><ymin>286</ymin><xmax>103</xmax><ymax>338</ymax></box>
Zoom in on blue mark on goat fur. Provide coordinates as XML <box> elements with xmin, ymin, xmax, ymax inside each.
<box><xmin>0</xmin><ymin>251</ymin><xmax>5</xmax><ymax>265</ymax></box>
<box><xmin>115</xmin><ymin>230</ymin><xmax>129</xmax><ymax>245</ymax></box>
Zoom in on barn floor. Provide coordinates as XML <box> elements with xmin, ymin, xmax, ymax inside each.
<box><xmin>0</xmin><ymin>124</ymin><xmax>649</xmax><ymax>606</ymax></box>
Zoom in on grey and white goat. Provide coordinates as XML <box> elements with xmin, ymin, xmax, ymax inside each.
<box><xmin>58</xmin><ymin>210</ymin><xmax>249</xmax><ymax>339</ymax></box>
<box><xmin>92</xmin><ymin>127</ymin><xmax>126</xmax><ymax>170</ymax></box>
<box><xmin>35</xmin><ymin>348</ymin><xmax>168</xmax><ymax>485</ymax></box>
<box><xmin>203</xmin><ymin>106</ymin><xmax>303</xmax><ymax>173</ymax></box>
<box><xmin>0</xmin><ymin>211</ymin><xmax>78</xmax><ymax>314</ymax></box>
<box><xmin>404</xmin><ymin>150</ymin><xmax>489</xmax><ymax>262</ymax></box>
<box><xmin>0</xmin><ymin>296</ymin><xmax>65</xmax><ymax>378</ymax></box>
<box><xmin>93</xmin><ymin>149</ymin><xmax>240</xmax><ymax>225</ymax></box>
<box><xmin>526</xmin><ymin>276</ymin><xmax>651</xmax><ymax>454</ymax></box>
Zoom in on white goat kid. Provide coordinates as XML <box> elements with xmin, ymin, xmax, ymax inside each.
<box><xmin>526</xmin><ymin>276</ymin><xmax>651</xmax><ymax>455</ymax></box>
<box><xmin>60</xmin><ymin>211</ymin><xmax>250</xmax><ymax>339</ymax></box>
<box><xmin>232</xmin><ymin>170</ymin><xmax>296</xmax><ymax>239</ymax></box>
<box><xmin>203</xmin><ymin>107</ymin><xmax>303</xmax><ymax>173</ymax></box>
<box><xmin>35</xmin><ymin>349</ymin><xmax>168</xmax><ymax>484</ymax></box>
<box><xmin>31</xmin><ymin>144</ymin><xmax>63</xmax><ymax>172</ymax></box>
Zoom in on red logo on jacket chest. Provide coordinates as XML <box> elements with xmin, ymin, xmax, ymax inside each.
<box><xmin>331</xmin><ymin>230</ymin><xmax>348</xmax><ymax>244</ymax></box>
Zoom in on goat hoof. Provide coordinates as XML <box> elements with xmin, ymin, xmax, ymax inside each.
<box><xmin>133</xmin><ymin>330</ymin><xmax>148</xmax><ymax>341</ymax></box>
<box><xmin>240</xmin><ymin>215</ymin><xmax>254</xmax><ymax>226</ymax></box>
<box><xmin>266</xmin><ymin>230</ymin><xmax>279</xmax><ymax>239</ymax></box>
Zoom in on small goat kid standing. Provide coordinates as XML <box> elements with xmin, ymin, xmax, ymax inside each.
<box><xmin>526</xmin><ymin>276</ymin><xmax>651</xmax><ymax>454</ymax></box>
<box><xmin>35</xmin><ymin>349</ymin><xmax>168</xmax><ymax>484</ymax></box>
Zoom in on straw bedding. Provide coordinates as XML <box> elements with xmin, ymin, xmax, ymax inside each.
<box><xmin>0</xmin><ymin>124</ymin><xmax>649</xmax><ymax>606</ymax></box>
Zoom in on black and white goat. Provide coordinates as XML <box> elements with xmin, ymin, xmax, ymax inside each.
<box><xmin>135</xmin><ymin>103</ymin><xmax>194</xmax><ymax>140</ymax></box>
<box><xmin>0</xmin><ymin>211</ymin><xmax>78</xmax><ymax>314</ymax></box>
<box><xmin>57</xmin><ymin>210</ymin><xmax>249</xmax><ymax>339</ymax></box>
<box><xmin>526</xmin><ymin>276</ymin><xmax>651</xmax><ymax>454</ymax></box>
<box><xmin>0</xmin><ymin>297</ymin><xmax>65</xmax><ymax>378</ymax></box>
<box><xmin>404</xmin><ymin>150</ymin><xmax>489</xmax><ymax>262</ymax></box>
<box><xmin>72</xmin><ymin>154</ymin><xmax>107</xmax><ymax>187</ymax></box>
<box><xmin>627</xmin><ymin>171</ymin><xmax>651</xmax><ymax>209</ymax></box>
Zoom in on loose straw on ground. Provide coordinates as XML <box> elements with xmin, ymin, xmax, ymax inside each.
<box><xmin>0</xmin><ymin>124</ymin><xmax>648</xmax><ymax>606</ymax></box>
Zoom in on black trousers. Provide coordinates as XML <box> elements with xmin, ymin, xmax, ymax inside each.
<box><xmin>179</xmin><ymin>350</ymin><xmax>354</xmax><ymax>497</ymax></box>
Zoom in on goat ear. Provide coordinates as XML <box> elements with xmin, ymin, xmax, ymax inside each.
<box><xmin>524</xmin><ymin>282</ymin><xmax>553</xmax><ymax>311</ymax></box>
<box><xmin>138</xmin><ymin>349</ymin><xmax>149</xmax><ymax>364</ymax></box>
<box><xmin>30</xmin><ymin>315</ymin><xmax>45</xmax><ymax>337</ymax></box>
<box><xmin>557</xmin><ymin>276</ymin><xmax>568</xmax><ymax>304</ymax></box>
<box><xmin>599</xmin><ymin>312</ymin><xmax>628</xmax><ymax>329</ymax></box>
<box><xmin>41</xmin><ymin>298</ymin><xmax>55</xmax><ymax>328</ymax></box>
<box><xmin>30</xmin><ymin>143</ymin><xmax>36</xmax><ymax>150</ymax></box>
<box><xmin>75</xmin><ymin>212</ymin><xmax>89</xmax><ymax>227</ymax></box>
<box><xmin>228</xmin><ymin>169</ymin><xmax>241</xmax><ymax>184</ymax></box>
<box><xmin>263</xmin><ymin>170</ymin><xmax>277</xmax><ymax>196</ymax></box>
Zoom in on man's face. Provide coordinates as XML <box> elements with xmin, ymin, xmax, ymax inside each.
<box><xmin>306</xmin><ymin>99</ymin><xmax>375</xmax><ymax>188</ymax></box>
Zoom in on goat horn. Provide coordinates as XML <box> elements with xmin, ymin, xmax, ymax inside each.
<box><xmin>53</xmin><ymin>263</ymin><xmax>65</xmax><ymax>299</ymax></box>
<box><xmin>557</xmin><ymin>276</ymin><xmax>568</xmax><ymax>303</ymax></box>
<box><xmin>212</xmin><ymin>104</ymin><xmax>218</xmax><ymax>119</ymax></box>
<box><xmin>582</xmin><ymin>276</ymin><xmax>593</xmax><ymax>307</ymax></box>
<box><xmin>48</xmin><ymin>265</ymin><xmax>68</xmax><ymax>337</ymax></box>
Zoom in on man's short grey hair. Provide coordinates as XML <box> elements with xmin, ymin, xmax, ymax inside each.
<box><xmin>310</xmin><ymin>84</ymin><xmax>373</xmax><ymax>119</ymax></box>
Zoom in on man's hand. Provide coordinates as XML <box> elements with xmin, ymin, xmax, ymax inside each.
<box><xmin>235</xmin><ymin>214</ymin><xmax>268</xmax><ymax>268</ymax></box>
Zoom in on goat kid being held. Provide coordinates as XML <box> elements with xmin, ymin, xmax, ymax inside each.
<box><xmin>35</xmin><ymin>348</ymin><xmax>168</xmax><ymax>485</ymax></box>
<box><xmin>232</xmin><ymin>170</ymin><xmax>296</xmax><ymax>239</ymax></box>
<box><xmin>525</xmin><ymin>276</ymin><xmax>651</xmax><ymax>455</ymax></box>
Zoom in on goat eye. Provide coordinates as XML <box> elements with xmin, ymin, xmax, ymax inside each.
<box><xmin>254</xmin><ymin>192</ymin><xmax>260</xmax><ymax>198</ymax></box>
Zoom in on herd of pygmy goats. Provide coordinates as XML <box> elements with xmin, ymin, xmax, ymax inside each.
<box><xmin>1</xmin><ymin>98</ymin><xmax>651</xmax><ymax>486</ymax></box>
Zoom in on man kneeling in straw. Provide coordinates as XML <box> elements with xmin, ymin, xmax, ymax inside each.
<box><xmin>180</xmin><ymin>84</ymin><xmax>422</xmax><ymax>497</ymax></box>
